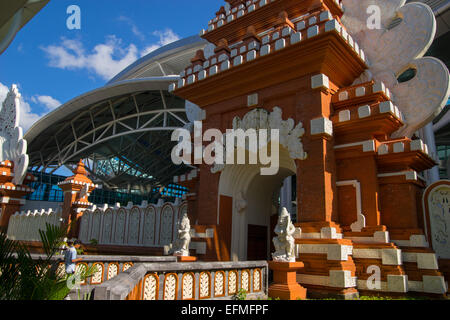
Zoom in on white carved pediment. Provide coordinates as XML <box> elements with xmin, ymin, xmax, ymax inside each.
<box><xmin>341</xmin><ymin>0</ymin><xmax>450</xmax><ymax>137</ymax></box>
<box><xmin>212</xmin><ymin>107</ymin><xmax>307</xmax><ymax>174</ymax></box>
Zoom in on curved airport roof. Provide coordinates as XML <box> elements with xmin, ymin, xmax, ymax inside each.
<box><xmin>24</xmin><ymin>35</ymin><xmax>206</xmax><ymax>190</ymax></box>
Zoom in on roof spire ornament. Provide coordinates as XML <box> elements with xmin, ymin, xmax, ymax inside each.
<box><xmin>0</xmin><ymin>84</ymin><xmax>29</xmax><ymax>185</ymax></box>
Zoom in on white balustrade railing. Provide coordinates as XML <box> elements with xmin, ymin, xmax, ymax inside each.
<box><xmin>7</xmin><ymin>208</ymin><xmax>62</xmax><ymax>241</ymax></box>
<box><xmin>78</xmin><ymin>199</ymin><xmax>188</xmax><ymax>247</ymax></box>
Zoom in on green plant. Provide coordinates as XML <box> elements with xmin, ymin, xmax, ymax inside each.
<box><xmin>233</xmin><ymin>289</ymin><xmax>248</xmax><ymax>300</ymax></box>
<box><xmin>89</xmin><ymin>239</ymin><xmax>98</xmax><ymax>246</ymax></box>
<box><xmin>0</xmin><ymin>224</ymin><xmax>96</xmax><ymax>300</ymax></box>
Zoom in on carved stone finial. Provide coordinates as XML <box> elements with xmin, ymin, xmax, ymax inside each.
<box><xmin>275</xmin><ymin>11</ymin><xmax>295</xmax><ymax>29</ymax></box>
<box><xmin>243</xmin><ymin>25</ymin><xmax>260</xmax><ymax>42</ymax></box>
<box><xmin>214</xmin><ymin>38</ymin><xmax>230</xmax><ymax>54</ymax></box>
<box><xmin>73</xmin><ymin>159</ymin><xmax>87</xmax><ymax>176</ymax></box>
<box><xmin>191</xmin><ymin>49</ymin><xmax>206</xmax><ymax>64</ymax></box>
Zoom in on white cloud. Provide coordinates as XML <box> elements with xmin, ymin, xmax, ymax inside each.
<box><xmin>31</xmin><ymin>95</ymin><xmax>61</xmax><ymax>110</ymax></box>
<box><xmin>41</xmin><ymin>36</ymin><xmax>139</xmax><ymax>81</ymax></box>
<box><xmin>0</xmin><ymin>82</ymin><xmax>59</xmax><ymax>131</ymax></box>
<box><xmin>118</xmin><ymin>16</ymin><xmax>145</xmax><ymax>41</ymax></box>
<box><xmin>141</xmin><ymin>29</ymin><xmax>180</xmax><ymax>57</ymax></box>
<box><xmin>41</xmin><ymin>28</ymin><xmax>180</xmax><ymax>81</ymax></box>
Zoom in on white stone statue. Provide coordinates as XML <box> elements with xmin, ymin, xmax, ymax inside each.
<box><xmin>272</xmin><ymin>207</ymin><xmax>296</xmax><ymax>262</ymax></box>
<box><xmin>341</xmin><ymin>0</ymin><xmax>450</xmax><ymax>138</ymax></box>
<box><xmin>235</xmin><ymin>191</ymin><xmax>247</xmax><ymax>214</ymax></box>
<box><xmin>0</xmin><ymin>84</ymin><xmax>29</xmax><ymax>185</ymax></box>
<box><xmin>172</xmin><ymin>212</ymin><xmax>191</xmax><ymax>256</ymax></box>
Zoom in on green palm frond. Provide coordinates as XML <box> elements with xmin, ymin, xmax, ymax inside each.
<box><xmin>0</xmin><ymin>221</ymin><xmax>95</xmax><ymax>300</ymax></box>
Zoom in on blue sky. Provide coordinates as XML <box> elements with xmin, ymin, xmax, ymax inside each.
<box><xmin>0</xmin><ymin>0</ymin><xmax>224</xmax><ymax>131</ymax></box>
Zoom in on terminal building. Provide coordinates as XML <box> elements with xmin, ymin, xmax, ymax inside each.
<box><xmin>1</xmin><ymin>0</ymin><xmax>450</xmax><ymax>300</ymax></box>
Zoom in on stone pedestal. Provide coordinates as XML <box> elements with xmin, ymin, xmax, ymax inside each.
<box><xmin>268</xmin><ymin>261</ymin><xmax>307</xmax><ymax>300</ymax></box>
<box><xmin>177</xmin><ymin>256</ymin><xmax>197</xmax><ymax>262</ymax></box>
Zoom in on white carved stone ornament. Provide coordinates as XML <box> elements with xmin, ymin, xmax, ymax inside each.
<box><xmin>341</xmin><ymin>0</ymin><xmax>450</xmax><ymax>137</ymax></box>
<box><xmin>272</xmin><ymin>207</ymin><xmax>296</xmax><ymax>262</ymax></box>
<box><xmin>172</xmin><ymin>212</ymin><xmax>191</xmax><ymax>256</ymax></box>
<box><xmin>0</xmin><ymin>84</ymin><xmax>29</xmax><ymax>185</ymax></box>
<box><xmin>427</xmin><ymin>184</ymin><xmax>450</xmax><ymax>259</ymax></box>
<box><xmin>212</xmin><ymin>107</ymin><xmax>307</xmax><ymax>173</ymax></box>
<box><xmin>235</xmin><ymin>191</ymin><xmax>247</xmax><ymax>214</ymax></box>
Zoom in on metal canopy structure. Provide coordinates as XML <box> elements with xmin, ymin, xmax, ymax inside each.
<box><xmin>26</xmin><ymin>79</ymin><xmax>191</xmax><ymax>189</ymax></box>
<box><xmin>0</xmin><ymin>0</ymin><xmax>50</xmax><ymax>54</ymax></box>
<box><xmin>25</xmin><ymin>36</ymin><xmax>207</xmax><ymax>192</ymax></box>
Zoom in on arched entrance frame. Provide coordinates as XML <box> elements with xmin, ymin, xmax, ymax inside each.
<box><xmin>218</xmin><ymin>146</ymin><xmax>296</xmax><ymax>261</ymax></box>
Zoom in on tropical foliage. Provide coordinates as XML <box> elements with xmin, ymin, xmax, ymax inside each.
<box><xmin>0</xmin><ymin>223</ymin><xmax>96</xmax><ymax>300</ymax></box>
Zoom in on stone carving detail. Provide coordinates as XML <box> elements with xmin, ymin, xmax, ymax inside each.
<box><xmin>101</xmin><ymin>209</ymin><xmax>113</xmax><ymax>244</ymax></box>
<box><xmin>0</xmin><ymin>84</ymin><xmax>29</xmax><ymax>185</ymax></box>
<box><xmin>214</xmin><ymin>271</ymin><xmax>225</xmax><ymax>296</ymax></box>
<box><xmin>228</xmin><ymin>271</ymin><xmax>237</xmax><ymax>294</ymax></box>
<box><xmin>171</xmin><ymin>212</ymin><xmax>191</xmax><ymax>256</ymax></box>
<box><xmin>76</xmin><ymin>263</ymin><xmax>88</xmax><ymax>284</ymax></box>
<box><xmin>107</xmin><ymin>263</ymin><xmax>119</xmax><ymax>280</ymax></box>
<box><xmin>114</xmin><ymin>209</ymin><xmax>126</xmax><ymax>244</ymax></box>
<box><xmin>123</xmin><ymin>262</ymin><xmax>133</xmax><ymax>271</ymax></box>
<box><xmin>253</xmin><ymin>269</ymin><xmax>261</xmax><ymax>292</ymax></box>
<box><xmin>79</xmin><ymin>201</ymin><xmax>187</xmax><ymax>247</ymax></box>
<box><xmin>235</xmin><ymin>191</ymin><xmax>247</xmax><ymax>214</ymax></box>
<box><xmin>427</xmin><ymin>184</ymin><xmax>450</xmax><ymax>259</ymax></box>
<box><xmin>341</xmin><ymin>0</ymin><xmax>450</xmax><ymax>137</ymax></box>
<box><xmin>212</xmin><ymin>107</ymin><xmax>307</xmax><ymax>173</ymax></box>
<box><xmin>159</xmin><ymin>205</ymin><xmax>174</xmax><ymax>245</ymax></box>
<box><xmin>272</xmin><ymin>207</ymin><xmax>296</xmax><ymax>262</ymax></box>
<box><xmin>182</xmin><ymin>273</ymin><xmax>195</xmax><ymax>300</ymax></box>
<box><xmin>143</xmin><ymin>206</ymin><xmax>156</xmax><ymax>245</ymax></box>
<box><xmin>164</xmin><ymin>273</ymin><xmax>177</xmax><ymax>300</ymax></box>
<box><xmin>7</xmin><ymin>208</ymin><xmax>62</xmax><ymax>241</ymax></box>
<box><xmin>241</xmin><ymin>270</ymin><xmax>250</xmax><ymax>292</ymax></box>
<box><xmin>143</xmin><ymin>274</ymin><xmax>158</xmax><ymax>300</ymax></box>
<box><xmin>79</xmin><ymin>211</ymin><xmax>90</xmax><ymax>242</ymax></box>
<box><xmin>199</xmin><ymin>272</ymin><xmax>210</xmax><ymax>298</ymax></box>
<box><xmin>90</xmin><ymin>211</ymin><xmax>101</xmax><ymax>241</ymax></box>
<box><xmin>56</xmin><ymin>263</ymin><xmax>65</xmax><ymax>279</ymax></box>
<box><xmin>91</xmin><ymin>263</ymin><xmax>103</xmax><ymax>284</ymax></box>
<box><xmin>127</xmin><ymin>207</ymin><xmax>140</xmax><ymax>245</ymax></box>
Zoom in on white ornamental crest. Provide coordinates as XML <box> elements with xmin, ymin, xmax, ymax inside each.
<box><xmin>341</xmin><ymin>0</ymin><xmax>450</xmax><ymax>137</ymax></box>
<box><xmin>0</xmin><ymin>84</ymin><xmax>29</xmax><ymax>185</ymax></box>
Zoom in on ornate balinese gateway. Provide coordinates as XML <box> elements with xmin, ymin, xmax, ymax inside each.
<box><xmin>169</xmin><ymin>0</ymin><xmax>450</xmax><ymax>298</ymax></box>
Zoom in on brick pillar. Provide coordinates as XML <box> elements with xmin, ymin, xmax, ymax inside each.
<box><xmin>57</xmin><ymin>160</ymin><xmax>97</xmax><ymax>238</ymax></box>
<box><xmin>0</xmin><ymin>160</ymin><xmax>35</xmax><ymax>231</ymax></box>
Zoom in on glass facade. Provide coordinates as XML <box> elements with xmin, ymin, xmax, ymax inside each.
<box><xmin>437</xmin><ymin>144</ymin><xmax>450</xmax><ymax>179</ymax></box>
<box><xmin>25</xmin><ymin>171</ymin><xmax>189</xmax><ymax>206</ymax></box>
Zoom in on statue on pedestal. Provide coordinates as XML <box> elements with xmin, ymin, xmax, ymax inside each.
<box><xmin>172</xmin><ymin>212</ymin><xmax>191</xmax><ymax>257</ymax></box>
<box><xmin>272</xmin><ymin>207</ymin><xmax>296</xmax><ymax>262</ymax></box>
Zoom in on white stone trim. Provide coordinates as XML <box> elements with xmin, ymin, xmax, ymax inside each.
<box><xmin>377</xmin><ymin>171</ymin><xmax>420</xmax><ymax>181</ymax></box>
<box><xmin>297</xmin><ymin>243</ymin><xmax>353</xmax><ymax>261</ymax></box>
<box><xmin>310</xmin><ymin>117</ymin><xmax>333</xmax><ymax>136</ymax></box>
<box><xmin>311</xmin><ymin>74</ymin><xmax>330</xmax><ymax>90</ymax></box>
<box><xmin>336</xmin><ymin>180</ymin><xmax>364</xmax><ymax>232</ymax></box>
